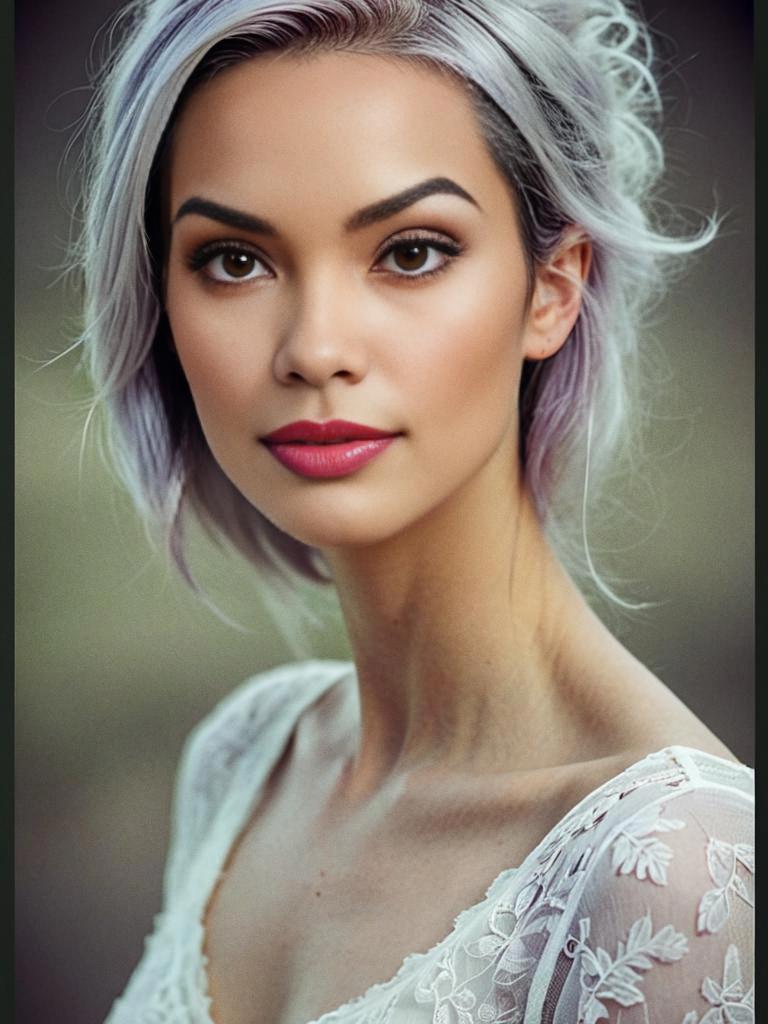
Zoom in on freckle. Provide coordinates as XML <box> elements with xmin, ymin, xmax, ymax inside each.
<box><xmin>320</xmin><ymin>870</ymin><xmax>326</xmax><ymax>877</ymax></box>
<box><xmin>315</xmin><ymin>890</ymin><xmax>321</xmax><ymax>897</ymax></box>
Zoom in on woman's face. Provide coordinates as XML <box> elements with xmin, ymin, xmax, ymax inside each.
<box><xmin>165</xmin><ymin>52</ymin><xmax>565</xmax><ymax>550</ymax></box>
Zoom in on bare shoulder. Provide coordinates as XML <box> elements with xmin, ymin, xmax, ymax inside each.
<box><xmin>587</xmin><ymin>653</ymin><xmax>739</xmax><ymax>766</ymax></box>
<box><xmin>537</xmin><ymin>717</ymin><xmax>740</xmax><ymax>852</ymax></box>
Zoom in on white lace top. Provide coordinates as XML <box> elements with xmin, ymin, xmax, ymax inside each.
<box><xmin>105</xmin><ymin>659</ymin><xmax>754</xmax><ymax>1024</ymax></box>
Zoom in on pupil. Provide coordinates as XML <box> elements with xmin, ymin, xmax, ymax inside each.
<box><xmin>223</xmin><ymin>252</ymin><xmax>254</xmax><ymax>277</ymax></box>
<box><xmin>395</xmin><ymin>244</ymin><xmax>428</xmax><ymax>271</ymax></box>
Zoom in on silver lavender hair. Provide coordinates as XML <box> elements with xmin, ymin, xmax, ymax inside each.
<box><xmin>74</xmin><ymin>0</ymin><xmax>716</xmax><ymax>597</ymax></box>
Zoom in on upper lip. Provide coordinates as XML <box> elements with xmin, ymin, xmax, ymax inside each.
<box><xmin>262</xmin><ymin>419</ymin><xmax>400</xmax><ymax>443</ymax></box>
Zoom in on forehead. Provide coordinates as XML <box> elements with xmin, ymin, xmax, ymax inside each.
<box><xmin>167</xmin><ymin>50</ymin><xmax>513</xmax><ymax>222</ymax></box>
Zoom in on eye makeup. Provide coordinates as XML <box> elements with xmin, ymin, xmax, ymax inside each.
<box><xmin>186</xmin><ymin>239</ymin><xmax>271</xmax><ymax>279</ymax></box>
<box><xmin>183</xmin><ymin>226</ymin><xmax>466</xmax><ymax>286</ymax></box>
<box><xmin>372</xmin><ymin>229</ymin><xmax>465</xmax><ymax>281</ymax></box>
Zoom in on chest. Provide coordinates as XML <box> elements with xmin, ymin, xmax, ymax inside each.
<box><xmin>201</xmin><ymin>773</ymin><xmax>571</xmax><ymax>1024</ymax></box>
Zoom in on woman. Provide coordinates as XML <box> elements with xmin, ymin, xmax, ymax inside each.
<box><xmin>73</xmin><ymin>1</ymin><xmax>754</xmax><ymax>1022</ymax></box>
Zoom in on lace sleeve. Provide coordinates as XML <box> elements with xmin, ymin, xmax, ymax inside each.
<box><xmin>545</xmin><ymin>779</ymin><xmax>754</xmax><ymax>1024</ymax></box>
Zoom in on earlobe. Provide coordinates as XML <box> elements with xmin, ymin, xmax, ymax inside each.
<box><xmin>522</xmin><ymin>230</ymin><xmax>592</xmax><ymax>362</ymax></box>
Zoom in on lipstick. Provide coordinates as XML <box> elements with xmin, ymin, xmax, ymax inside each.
<box><xmin>260</xmin><ymin>419</ymin><xmax>400</xmax><ymax>479</ymax></box>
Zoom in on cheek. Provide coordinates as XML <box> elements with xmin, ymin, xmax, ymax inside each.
<box><xmin>165</xmin><ymin>295</ymin><xmax>273</xmax><ymax>434</ymax></box>
<box><xmin>404</xmin><ymin>265</ymin><xmax>526</xmax><ymax>441</ymax></box>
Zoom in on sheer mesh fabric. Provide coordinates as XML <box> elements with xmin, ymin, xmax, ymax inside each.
<box><xmin>104</xmin><ymin>661</ymin><xmax>754</xmax><ymax>1024</ymax></box>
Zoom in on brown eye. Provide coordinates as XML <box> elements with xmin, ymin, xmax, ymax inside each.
<box><xmin>199</xmin><ymin>247</ymin><xmax>270</xmax><ymax>283</ymax></box>
<box><xmin>221</xmin><ymin>252</ymin><xmax>257</xmax><ymax>278</ymax></box>
<box><xmin>393</xmin><ymin>243</ymin><xmax>430</xmax><ymax>272</ymax></box>
<box><xmin>376</xmin><ymin>237</ymin><xmax>459</xmax><ymax>278</ymax></box>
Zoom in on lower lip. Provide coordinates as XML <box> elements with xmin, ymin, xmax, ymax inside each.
<box><xmin>262</xmin><ymin>437</ymin><xmax>399</xmax><ymax>479</ymax></box>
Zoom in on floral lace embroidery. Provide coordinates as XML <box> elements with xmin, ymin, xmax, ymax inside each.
<box><xmin>101</xmin><ymin>661</ymin><xmax>754</xmax><ymax>1024</ymax></box>
<box><xmin>566</xmin><ymin>914</ymin><xmax>688</xmax><ymax>1024</ymax></box>
<box><xmin>610</xmin><ymin>803</ymin><xmax>686</xmax><ymax>885</ymax></box>
<box><xmin>518</xmin><ymin>760</ymin><xmax>687</xmax><ymax>911</ymax></box>
<box><xmin>680</xmin><ymin>945</ymin><xmax>754</xmax><ymax>1024</ymax></box>
<box><xmin>409</xmin><ymin>757</ymin><xmax>690</xmax><ymax>1024</ymax></box>
<box><xmin>412</xmin><ymin>837</ymin><xmax>587</xmax><ymax>1023</ymax></box>
<box><xmin>696</xmin><ymin>838</ymin><xmax>754</xmax><ymax>934</ymax></box>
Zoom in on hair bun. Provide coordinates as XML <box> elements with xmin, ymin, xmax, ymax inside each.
<box><xmin>568</xmin><ymin>0</ymin><xmax>665</xmax><ymax>196</ymax></box>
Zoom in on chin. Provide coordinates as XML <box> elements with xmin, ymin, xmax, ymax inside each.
<box><xmin>254</xmin><ymin>492</ymin><xmax>415</xmax><ymax>551</ymax></box>
<box><xmin>271</xmin><ymin>513</ymin><xmax>403</xmax><ymax>551</ymax></box>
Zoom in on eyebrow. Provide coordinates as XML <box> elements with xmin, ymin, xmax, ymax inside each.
<box><xmin>173</xmin><ymin>198</ymin><xmax>278</xmax><ymax>236</ymax></box>
<box><xmin>172</xmin><ymin>176</ymin><xmax>480</xmax><ymax>236</ymax></box>
<box><xmin>344</xmin><ymin>176</ymin><xmax>480</xmax><ymax>230</ymax></box>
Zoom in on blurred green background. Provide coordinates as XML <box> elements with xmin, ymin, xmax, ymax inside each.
<box><xmin>16</xmin><ymin>2</ymin><xmax>753</xmax><ymax>1022</ymax></box>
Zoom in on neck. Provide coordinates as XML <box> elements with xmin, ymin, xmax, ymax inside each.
<box><xmin>322</xmin><ymin>457</ymin><xmax>603</xmax><ymax>801</ymax></box>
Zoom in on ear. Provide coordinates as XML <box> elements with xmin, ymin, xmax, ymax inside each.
<box><xmin>522</xmin><ymin>228</ymin><xmax>592</xmax><ymax>361</ymax></box>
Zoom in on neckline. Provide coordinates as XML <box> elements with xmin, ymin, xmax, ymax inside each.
<box><xmin>193</xmin><ymin>667</ymin><xmax>749</xmax><ymax>1024</ymax></box>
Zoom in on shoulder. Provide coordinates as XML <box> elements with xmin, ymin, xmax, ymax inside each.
<box><xmin>575</xmin><ymin>746</ymin><xmax>754</xmax><ymax>904</ymax></box>
<box><xmin>540</xmin><ymin>746</ymin><xmax>753</xmax><ymax>893</ymax></box>
<box><xmin>564</xmin><ymin>628</ymin><xmax>740</xmax><ymax>766</ymax></box>
<box><xmin>523</xmin><ymin>747</ymin><xmax>754</xmax><ymax>1023</ymax></box>
<box><xmin>180</xmin><ymin>657</ymin><xmax>352</xmax><ymax>776</ymax></box>
<box><xmin>162</xmin><ymin>658</ymin><xmax>352</xmax><ymax>901</ymax></box>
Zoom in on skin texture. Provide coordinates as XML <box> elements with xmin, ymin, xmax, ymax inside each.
<box><xmin>164</xmin><ymin>50</ymin><xmax>733</xmax><ymax>1024</ymax></box>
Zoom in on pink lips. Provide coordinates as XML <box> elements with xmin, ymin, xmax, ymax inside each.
<box><xmin>260</xmin><ymin>419</ymin><xmax>401</xmax><ymax>479</ymax></box>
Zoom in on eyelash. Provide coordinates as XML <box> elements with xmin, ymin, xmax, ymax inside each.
<box><xmin>375</xmin><ymin>234</ymin><xmax>463</xmax><ymax>281</ymax></box>
<box><xmin>186</xmin><ymin>232</ymin><xmax>464</xmax><ymax>286</ymax></box>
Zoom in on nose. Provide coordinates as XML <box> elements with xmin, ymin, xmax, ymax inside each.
<box><xmin>272</xmin><ymin>278</ymin><xmax>369</xmax><ymax>388</ymax></box>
